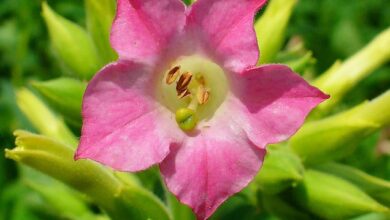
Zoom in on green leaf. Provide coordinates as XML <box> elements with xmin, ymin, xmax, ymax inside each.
<box><xmin>166</xmin><ymin>190</ymin><xmax>196</xmax><ymax>220</ymax></box>
<box><xmin>32</xmin><ymin>78</ymin><xmax>86</xmax><ymax>128</ymax></box>
<box><xmin>350</xmin><ymin>212</ymin><xmax>390</xmax><ymax>220</ymax></box>
<box><xmin>262</xmin><ymin>194</ymin><xmax>312</xmax><ymax>220</ymax></box>
<box><xmin>113</xmin><ymin>187</ymin><xmax>171</xmax><ymax>220</ymax></box>
<box><xmin>0</xmin><ymin>182</ymin><xmax>43</xmax><ymax>220</ymax></box>
<box><xmin>291</xmin><ymin>170</ymin><xmax>388</xmax><ymax>219</ymax></box>
<box><xmin>42</xmin><ymin>2</ymin><xmax>101</xmax><ymax>80</ymax></box>
<box><xmin>25</xmin><ymin>179</ymin><xmax>98</xmax><ymax>220</ymax></box>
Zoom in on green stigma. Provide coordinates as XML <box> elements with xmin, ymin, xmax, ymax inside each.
<box><xmin>175</xmin><ymin>108</ymin><xmax>198</xmax><ymax>131</ymax></box>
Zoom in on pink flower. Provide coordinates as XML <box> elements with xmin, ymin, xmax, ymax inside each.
<box><xmin>75</xmin><ymin>0</ymin><xmax>329</xmax><ymax>219</ymax></box>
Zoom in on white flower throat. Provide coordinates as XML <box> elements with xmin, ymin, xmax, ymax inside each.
<box><xmin>158</xmin><ymin>55</ymin><xmax>229</xmax><ymax>131</ymax></box>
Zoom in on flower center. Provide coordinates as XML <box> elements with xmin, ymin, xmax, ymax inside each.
<box><xmin>158</xmin><ymin>55</ymin><xmax>229</xmax><ymax>131</ymax></box>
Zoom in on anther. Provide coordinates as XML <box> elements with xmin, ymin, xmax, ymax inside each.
<box><xmin>197</xmin><ymin>85</ymin><xmax>209</xmax><ymax>105</ymax></box>
<box><xmin>166</xmin><ymin>66</ymin><xmax>181</xmax><ymax>84</ymax></box>
<box><xmin>176</xmin><ymin>72</ymin><xmax>192</xmax><ymax>96</ymax></box>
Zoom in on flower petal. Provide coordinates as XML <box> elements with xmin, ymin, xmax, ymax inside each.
<box><xmin>160</xmin><ymin>119</ymin><xmax>265</xmax><ymax>220</ymax></box>
<box><xmin>186</xmin><ymin>0</ymin><xmax>267</xmax><ymax>73</ymax></box>
<box><xmin>75</xmin><ymin>61</ymin><xmax>181</xmax><ymax>172</ymax></box>
<box><xmin>231</xmin><ymin>64</ymin><xmax>329</xmax><ymax>147</ymax></box>
<box><xmin>110</xmin><ymin>0</ymin><xmax>186</xmax><ymax>64</ymax></box>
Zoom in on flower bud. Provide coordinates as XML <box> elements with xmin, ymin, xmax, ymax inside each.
<box><xmin>5</xmin><ymin>130</ymin><xmax>171</xmax><ymax>220</ymax></box>
<box><xmin>42</xmin><ymin>2</ymin><xmax>101</xmax><ymax>79</ymax></box>
<box><xmin>255</xmin><ymin>146</ymin><xmax>304</xmax><ymax>194</ymax></box>
<box><xmin>316</xmin><ymin>162</ymin><xmax>390</xmax><ymax>207</ymax></box>
<box><xmin>255</xmin><ymin>0</ymin><xmax>298</xmax><ymax>64</ymax></box>
<box><xmin>291</xmin><ymin>170</ymin><xmax>388</xmax><ymax>219</ymax></box>
<box><xmin>32</xmin><ymin>78</ymin><xmax>86</xmax><ymax>127</ymax></box>
<box><xmin>85</xmin><ymin>0</ymin><xmax>117</xmax><ymax>63</ymax></box>
<box><xmin>313</xmin><ymin>28</ymin><xmax>390</xmax><ymax>114</ymax></box>
<box><xmin>291</xmin><ymin>91</ymin><xmax>390</xmax><ymax>164</ymax></box>
<box><xmin>16</xmin><ymin>88</ymin><xmax>78</xmax><ymax>147</ymax></box>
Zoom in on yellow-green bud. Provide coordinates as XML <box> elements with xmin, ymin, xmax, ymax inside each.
<box><xmin>16</xmin><ymin>88</ymin><xmax>78</xmax><ymax>147</ymax></box>
<box><xmin>5</xmin><ymin>130</ymin><xmax>171</xmax><ymax>220</ymax></box>
<box><xmin>291</xmin><ymin>170</ymin><xmax>388</xmax><ymax>219</ymax></box>
<box><xmin>255</xmin><ymin>0</ymin><xmax>298</xmax><ymax>64</ymax></box>
<box><xmin>42</xmin><ymin>2</ymin><xmax>101</xmax><ymax>79</ymax></box>
<box><xmin>175</xmin><ymin>108</ymin><xmax>198</xmax><ymax>131</ymax></box>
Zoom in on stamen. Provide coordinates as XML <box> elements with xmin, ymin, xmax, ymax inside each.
<box><xmin>166</xmin><ymin>66</ymin><xmax>181</xmax><ymax>84</ymax></box>
<box><xmin>178</xmin><ymin>89</ymin><xmax>191</xmax><ymax>99</ymax></box>
<box><xmin>176</xmin><ymin>72</ymin><xmax>192</xmax><ymax>96</ymax></box>
<box><xmin>196</xmin><ymin>85</ymin><xmax>209</xmax><ymax>105</ymax></box>
<box><xmin>187</xmin><ymin>96</ymin><xmax>199</xmax><ymax>111</ymax></box>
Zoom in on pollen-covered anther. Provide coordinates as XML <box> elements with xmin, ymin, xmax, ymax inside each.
<box><xmin>197</xmin><ymin>85</ymin><xmax>210</xmax><ymax>105</ymax></box>
<box><xmin>176</xmin><ymin>72</ymin><xmax>192</xmax><ymax>96</ymax></box>
<box><xmin>166</xmin><ymin>66</ymin><xmax>181</xmax><ymax>85</ymax></box>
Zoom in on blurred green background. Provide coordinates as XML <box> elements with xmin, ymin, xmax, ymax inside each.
<box><xmin>0</xmin><ymin>0</ymin><xmax>389</xmax><ymax>219</ymax></box>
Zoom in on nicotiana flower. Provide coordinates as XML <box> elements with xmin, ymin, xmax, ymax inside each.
<box><xmin>75</xmin><ymin>0</ymin><xmax>329</xmax><ymax>219</ymax></box>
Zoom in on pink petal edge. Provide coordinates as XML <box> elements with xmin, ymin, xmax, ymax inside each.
<box><xmin>75</xmin><ymin>61</ymin><xmax>182</xmax><ymax>172</ymax></box>
<box><xmin>160</xmin><ymin>117</ymin><xmax>266</xmax><ymax>220</ymax></box>
<box><xmin>110</xmin><ymin>0</ymin><xmax>186</xmax><ymax>64</ymax></box>
<box><xmin>231</xmin><ymin>64</ymin><xmax>330</xmax><ymax>147</ymax></box>
<box><xmin>186</xmin><ymin>0</ymin><xmax>267</xmax><ymax>73</ymax></box>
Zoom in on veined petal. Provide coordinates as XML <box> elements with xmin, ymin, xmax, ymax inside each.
<box><xmin>160</xmin><ymin>119</ymin><xmax>265</xmax><ymax>220</ymax></box>
<box><xmin>75</xmin><ymin>62</ymin><xmax>181</xmax><ymax>172</ymax></box>
<box><xmin>186</xmin><ymin>0</ymin><xmax>267</xmax><ymax>73</ymax></box>
<box><xmin>111</xmin><ymin>0</ymin><xmax>186</xmax><ymax>64</ymax></box>
<box><xmin>231</xmin><ymin>64</ymin><xmax>329</xmax><ymax>147</ymax></box>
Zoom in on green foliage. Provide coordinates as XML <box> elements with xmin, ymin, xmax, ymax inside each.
<box><xmin>291</xmin><ymin>170</ymin><xmax>388</xmax><ymax>219</ymax></box>
<box><xmin>16</xmin><ymin>88</ymin><xmax>78</xmax><ymax>147</ymax></box>
<box><xmin>32</xmin><ymin>77</ymin><xmax>86</xmax><ymax>128</ymax></box>
<box><xmin>1</xmin><ymin>0</ymin><xmax>389</xmax><ymax>219</ymax></box>
<box><xmin>291</xmin><ymin>91</ymin><xmax>390</xmax><ymax>164</ymax></box>
<box><xmin>6</xmin><ymin>130</ymin><xmax>171</xmax><ymax>220</ymax></box>
<box><xmin>85</xmin><ymin>0</ymin><xmax>117</xmax><ymax>63</ymax></box>
<box><xmin>255</xmin><ymin>146</ymin><xmax>304</xmax><ymax>194</ymax></box>
<box><xmin>255</xmin><ymin>0</ymin><xmax>298</xmax><ymax>64</ymax></box>
<box><xmin>315</xmin><ymin>163</ymin><xmax>390</xmax><ymax>207</ymax></box>
<box><xmin>42</xmin><ymin>2</ymin><xmax>102</xmax><ymax>80</ymax></box>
